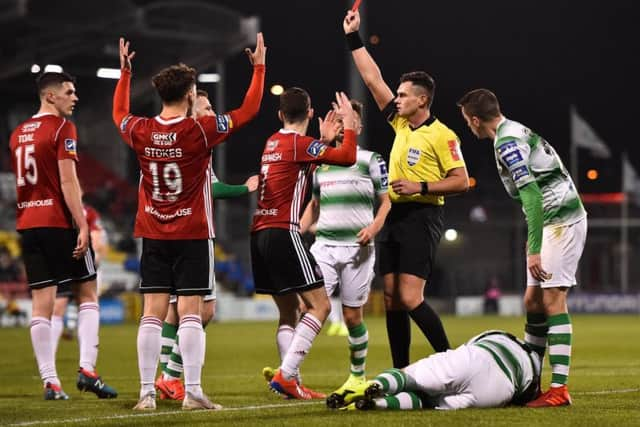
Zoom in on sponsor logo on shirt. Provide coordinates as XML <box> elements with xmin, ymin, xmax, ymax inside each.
<box><xmin>306</xmin><ymin>140</ymin><xmax>327</xmax><ymax>158</ymax></box>
<box><xmin>17</xmin><ymin>199</ymin><xmax>53</xmax><ymax>209</ymax></box>
<box><xmin>151</xmin><ymin>132</ymin><xmax>177</xmax><ymax>146</ymax></box>
<box><xmin>497</xmin><ymin>140</ymin><xmax>517</xmax><ymax>154</ymax></box>
<box><xmin>407</xmin><ymin>147</ymin><xmax>420</xmax><ymax>166</ymax></box>
<box><xmin>266</xmin><ymin>139</ymin><xmax>279</xmax><ymax>151</ymax></box>
<box><xmin>501</xmin><ymin>149</ymin><xmax>523</xmax><ymax>167</ymax></box>
<box><xmin>448</xmin><ymin>140</ymin><xmax>462</xmax><ymax>161</ymax></box>
<box><xmin>119</xmin><ymin>115</ymin><xmax>132</xmax><ymax>133</ymax></box>
<box><xmin>144</xmin><ymin>205</ymin><xmax>192</xmax><ymax>221</ymax></box>
<box><xmin>254</xmin><ymin>208</ymin><xmax>279</xmax><ymax>216</ymax></box>
<box><xmin>512</xmin><ymin>165</ymin><xmax>530</xmax><ymax>182</ymax></box>
<box><xmin>64</xmin><ymin>138</ymin><xmax>77</xmax><ymax>155</ymax></box>
<box><xmin>216</xmin><ymin>114</ymin><xmax>230</xmax><ymax>133</ymax></box>
<box><xmin>21</xmin><ymin>122</ymin><xmax>41</xmax><ymax>133</ymax></box>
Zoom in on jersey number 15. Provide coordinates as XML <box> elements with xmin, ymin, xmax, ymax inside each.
<box><xmin>15</xmin><ymin>144</ymin><xmax>38</xmax><ymax>186</ymax></box>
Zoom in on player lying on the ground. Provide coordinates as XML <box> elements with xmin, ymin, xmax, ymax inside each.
<box><xmin>336</xmin><ymin>330</ymin><xmax>541</xmax><ymax>410</ymax></box>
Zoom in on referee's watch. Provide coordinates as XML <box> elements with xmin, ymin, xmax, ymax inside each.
<box><xmin>420</xmin><ymin>182</ymin><xmax>429</xmax><ymax>195</ymax></box>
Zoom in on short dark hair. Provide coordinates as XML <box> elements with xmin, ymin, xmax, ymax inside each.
<box><xmin>399</xmin><ymin>71</ymin><xmax>436</xmax><ymax>108</ymax></box>
<box><xmin>151</xmin><ymin>63</ymin><xmax>196</xmax><ymax>104</ymax></box>
<box><xmin>279</xmin><ymin>87</ymin><xmax>310</xmax><ymax>123</ymax></box>
<box><xmin>36</xmin><ymin>72</ymin><xmax>76</xmax><ymax>96</ymax></box>
<box><xmin>456</xmin><ymin>88</ymin><xmax>501</xmax><ymax>121</ymax></box>
<box><xmin>350</xmin><ymin>99</ymin><xmax>363</xmax><ymax>119</ymax></box>
<box><xmin>196</xmin><ymin>89</ymin><xmax>209</xmax><ymax>98</ymax></box>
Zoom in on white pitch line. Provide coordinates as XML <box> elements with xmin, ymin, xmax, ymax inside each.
<box><xmin>574</xmin><ymin>388</ymin><xmax>640</xmax><ymax>395</ymax></box>
<box><xmin>7</xmin><ymin>388</ymin><xmax>640</xmax><ymax>427</ymax></box>
<box><xmin>7</xmin><ymin>400</ymin><xmax>323</xmax><ymax>427</ymax></box>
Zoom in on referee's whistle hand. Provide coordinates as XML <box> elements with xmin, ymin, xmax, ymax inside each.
<box><xmin>390</xmin><ymin>179</ymin><xmax>421</xmax><ymax>195</ymax></box>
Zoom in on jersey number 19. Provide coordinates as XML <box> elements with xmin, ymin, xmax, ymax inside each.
<box><xmin>149</xmin><ymin>161</ymin><xmax>182</xmax><ymax>202</ymax></box>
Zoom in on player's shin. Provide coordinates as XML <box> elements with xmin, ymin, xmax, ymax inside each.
<box><xmin>374</xmin><ymin>392</ymin><xmax>423</xmax><ymax>410</ymax></box>
<box><xmin>348</xmin><ymin>322</ymin><xmax>368</xmax><ymax>377</ymax></box>
<box><xmin>373</xmin><ymin>368</ymin><xmax>407</xmax><ymax>394</ymax></box>
<box><xmin>547</xmin><ymin>313</ymin><xmax>572</xmax><ymax>387</ymax></box>
<box><xmin>178</xmin><ymin>315</ymin><xmax>205</xmax><ymax>397</ymax></box>
<box><xmin>77</xmin><ymin>302</ymin><xmax>100</xmax><ymax>371</ymax></box>
<box><xmin>525</xmin><ymin>312</ymin><xmax>548</xmax><ymax>360</ymax></box>
<box><xmin>31</xmin><ymin>317</ymin><xmax>61</xmax><ymax>387</ymax></box>
<box><xmin>159</xmin><ymin>321</ymin><xmax>178</xmax><ymax>373</ymax></box>
<box><xmin>137</xmin><ymin>316</ymin><xmax>163</xmax><ymax>396</ymax></box>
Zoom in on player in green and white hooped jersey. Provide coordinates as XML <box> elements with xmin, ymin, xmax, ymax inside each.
<box><xmin>338</xmin><ymin>330</ymin><xmax>541</xmax><ymax>410</ymax></box>
<box><xmin>300</xmin><ymin>100</ymin><xmax>391</xmax><ymax>408</ymax></box>
<box><xmin>457</xmin><ymin>89</ymin><xmax>587</xmax><ymax>408</ymax></box>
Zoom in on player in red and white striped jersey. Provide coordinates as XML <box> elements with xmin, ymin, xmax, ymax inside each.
<box><xmin>113</xmin><ymin>35</ymin><xmax>265</xmax><ymax>410</ymax></box>
<box><xmin>251</xmin><ymin>88</ymin><xmax>357</xmax><ymax>399</ymax></box>
<box><xmin>9</xmin><ymin>71</ymin><xmax>116</xmax><ymax>400</ymax></box>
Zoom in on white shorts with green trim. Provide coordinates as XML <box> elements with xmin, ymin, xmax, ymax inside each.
<box><xmin>310</xmin><ymin>242</ymin><xmax>374</xmax><ymax>308</ymax></box>
<box><xmin>527</xmin><ymin>217</ymin><xmax>587</xmax><ymax>288</ymax></box>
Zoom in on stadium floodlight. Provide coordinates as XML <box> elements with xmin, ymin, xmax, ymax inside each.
<box><xmin>97</xmin><ymin>68</ymin><xmax>122</xmax><ymax>79</ymax></box>
<box><xmin>197</xmin><ymin>73</ymin><xmax>220</xmax><ymax>83</ymax></box>
<box><xmin>31</xmin><ymin>64</ymin><xmax>41</xmax><ymax>73</ymax></box>
<box><xmin>270</xmin><ymin>84</ymin><xmax>284</xmax><ymax>96</ymax></box>
<box><xmin>43</xmin><ymin>64</ymin><xmax>63</xmax><ymax>73</ymax></box>
<box><xmin>444</xmin><ymin>228</ymin><xmax>458</xmax><ymax>242</ymax></box>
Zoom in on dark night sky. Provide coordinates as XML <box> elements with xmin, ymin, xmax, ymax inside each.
<box><xmin>209</xmin><ymin>0</ymin><xmax>640</xmax><ymax>194</ymax></box>
<box><xmin>1</xmin><ymin>1</ymin><xmax>638</xmax><ymax>193</ymax></box>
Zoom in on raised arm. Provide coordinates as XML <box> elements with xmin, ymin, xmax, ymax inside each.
<box><xmin>227</xmin><ymin>32</ymin><xmax>266</xmax><ymax>129</ymax></box>
<box><xmin>112</xmin><ymin>37</ymin><xmax>135</xmax><ymax>125</ymax></box>
<box><xmin>314</xmin><ymin>92</ymin><xmax>357</xmax><ymax>166</ymax></box>
<box><xmin>343</xmin><ymin>10</ymin><xmax>394</xmax><ymax>111</ymax></box>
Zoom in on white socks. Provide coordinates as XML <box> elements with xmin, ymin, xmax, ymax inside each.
<box><xmin>276</xmin><ymin>324</ymin><xmax>295</xmax><ymax>362</ymax></box>
<box><xmin>31</xmin><ymin>317</ymin><xmax>60</xmax><ymax>386</ymax></box>
<box><xmin>178</xmin><ymin>315</ymin><xmax>204</xmax><ymax>397</ymax></box>
<box><xmin>137</xmin><ymin>316</ymin><xmax>162</xmax><ymax>396</ymax></box>
<box><xmin>78</xmin><ymin>302</ymin><xmax>100</xmax><ymax>371</ymax></box>
<box><xmin>51</xmin><ymin>315</ymin><xmax>64</xmax><ymax>356</ymax></box>
<box><xmin>280</xmin><ymin>313</ymin><xmax>322</xmax><ymax>380</ymax></box>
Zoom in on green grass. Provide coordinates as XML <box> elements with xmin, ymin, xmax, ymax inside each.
<box><xmin>1</xmin><ymin>315</ymin><xmax>639</xmax><ymax>426</ymax></box>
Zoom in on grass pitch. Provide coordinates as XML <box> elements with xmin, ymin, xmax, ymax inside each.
<box><xmin>1</xmin><ymin>315</ymin><xmax>639</xmax><ymax>426</ymax></box>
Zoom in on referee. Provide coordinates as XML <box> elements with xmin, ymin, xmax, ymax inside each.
<box><xmin>343</xmin><ymin>10</ymin><xmax>469</xmax><ymax>368</ymax></box>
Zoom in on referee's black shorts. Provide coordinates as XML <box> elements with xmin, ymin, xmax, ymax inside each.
<box><xmin>251</xmin><ymin>228</ymin><xmax>324</xmax><ymax>295</ymax></box>
<box><xmin>377</xmin><ymin>202</ymin><xmax>444</xmax><ymax>281</ymax></box>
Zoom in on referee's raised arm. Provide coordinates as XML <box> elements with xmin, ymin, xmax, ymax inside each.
<box><xmin>343</xmin><ymin>10</ymin><xmax>394</xmax><ymax>111</ymax></box>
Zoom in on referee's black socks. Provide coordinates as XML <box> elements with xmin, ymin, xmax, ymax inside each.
<box><xmin>409</xmin><ymin>302</ymin><xmax>451</xmax><ymax>352</ymax></box>
<box><xmin>385</xmin><ymin>310</ymin><xmax>411</xmax><ymax>368</ymax></box>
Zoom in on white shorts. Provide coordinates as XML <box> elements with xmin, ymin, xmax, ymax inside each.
<box><xmin>527</xmin><ymin>217</ymin><xmax>587</xmax><ymax>288</ymax></box>
<box><xmin>310</xmin><ymin>242</ymin><xmax>374</xmax><ymax>308</ymax></box>
<box><xmin>403</xmin><ymin>345</ymin><xmax>514</xmax><ymax>409</ymax></box>
<box><xmin>169</xmin><ymin>275</ymin><xmax>217</xmax><ymax>304</ymax></box>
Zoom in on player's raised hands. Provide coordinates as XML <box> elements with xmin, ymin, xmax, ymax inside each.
<box><xmin>119</xmin><ymin>37</ymin><xmax>136</xmax><ymax>71</ymax></box>
<box><xmin>319</xmin><ymin>109</ymin><xmax>340</xmax><ymax>143</ymax></box>
<box><xmin>343</xmin><ymin>10</ymin><xmax>360</xmax><ymax>34</ymax></box>
<box><xmin>245</xmin><ymin>32</ymin><xmax>266</xmax><ymax>66</ymax></box>
<box><xmin>333</xmin><ymin>91</ymin><xmax>356</xmax><ymax>130</ymax></box>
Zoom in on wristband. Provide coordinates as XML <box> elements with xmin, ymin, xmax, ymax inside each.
<box><xmin>420</xmin><ymin>182</ymin><xmax>429</xmax><ymax>195</ymax></box>
<box><xmin>346</xmin><ymin>32</ymin><xmax>364</xmax><ymax>51</ymax></box>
